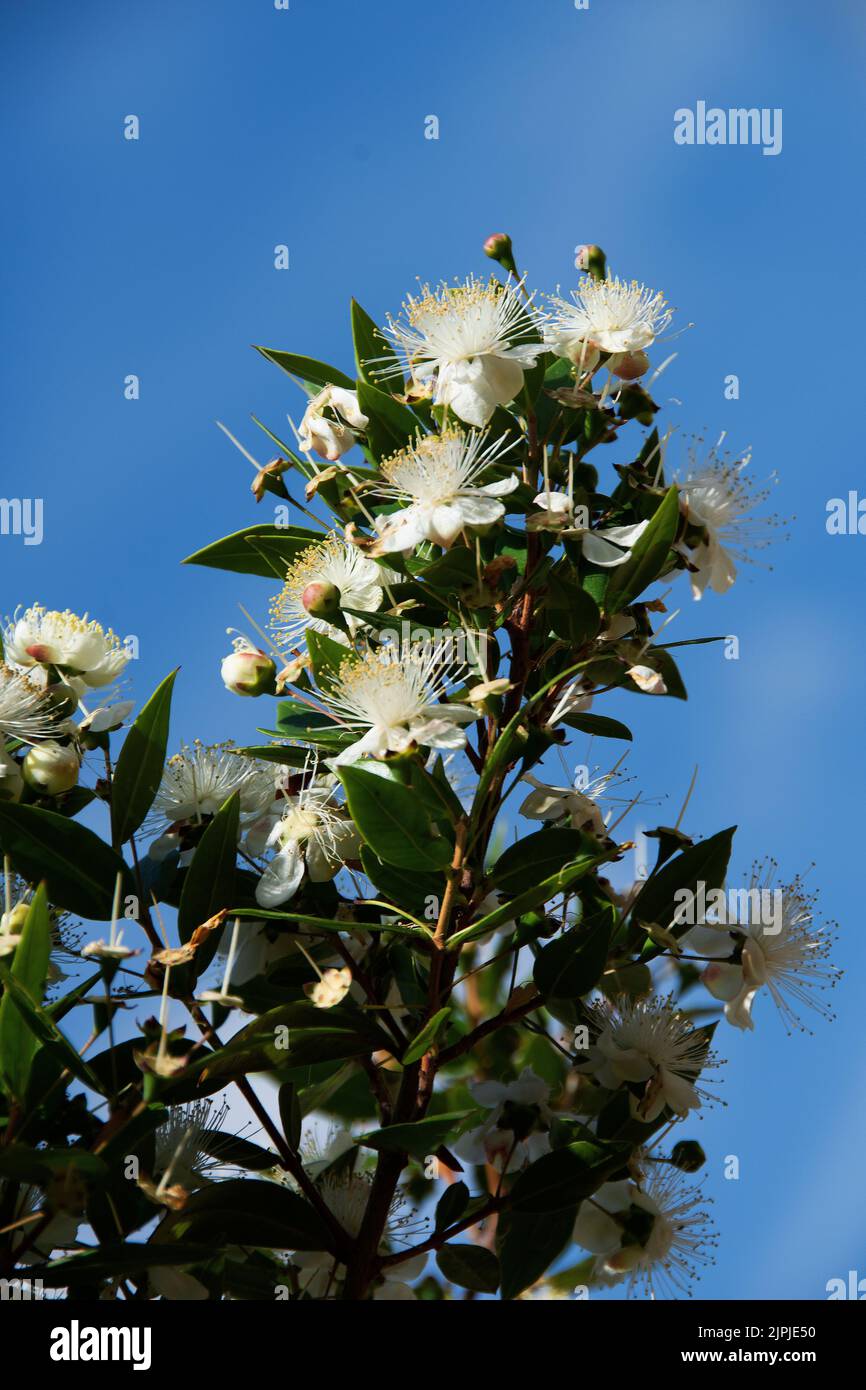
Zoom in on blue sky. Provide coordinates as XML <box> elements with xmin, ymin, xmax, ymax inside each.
<box><xmin>2</xmin><ymin>0</ymin><xmax>864</xmax><ymax>1299</ymax></box>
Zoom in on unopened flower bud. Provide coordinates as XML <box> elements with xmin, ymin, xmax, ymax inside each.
<box><xmin>22</xmin><ymin>741</ymin><xmax>80</xmax><ymax>795</ymax></box>
<box><xmin>575</xmin><ymin>244</ymin><xmax>607</xmax><ymax>280</ymax></box>
<box><xmin>301</xmin><ymin>581</ymin><xmax>341</xmax><ymax>620</ymax></box>
<box><xmin>483</xmin><ymin>232</ymin><xmax>517</xmax><ymax>276</ymax></box>
<box><xmin>0</xmin><ymin>749</ymin><xmax>23</xmax><ymax>803</ymax></box>
<box><xmin>221</xmin><ymin>645</ymin><xmax>277</xmax><ymax>697</ymax></box>
<box><xmin>0</xmin><ymin>902</ymin><xmax>29</xmax><ymax>934</ymax></box>
<box><xmin>610</xmin><ymin>350</ymin><xmax>650</xmax><ymax>381</ymax></box>
<box><xmin>671</xmin><ymin>1140</ymin><xmax>707</xmax><ymax>1173</ymax></box>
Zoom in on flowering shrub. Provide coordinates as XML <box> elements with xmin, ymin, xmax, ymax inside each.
<box><xmin>0</xmin><ymin>237</ymin><xmax>840</xmax><ymax>1301</ymax></box>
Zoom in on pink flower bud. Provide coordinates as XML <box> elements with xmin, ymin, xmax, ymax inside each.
<box><xmin>220</xmin><ymin>647</ymin><xmax>277</xmax><ymax>697</ymax></box>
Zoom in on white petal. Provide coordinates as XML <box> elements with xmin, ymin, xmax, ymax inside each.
<box><xmin>256</xmin><ymin>843</ymin><xmax>304</xmax><ymax>907</ymax></box>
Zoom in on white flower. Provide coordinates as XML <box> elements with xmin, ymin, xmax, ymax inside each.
<box><xmin>319</xmin><ymin>642</ymin><xmax>480</xmax><ymax>764</ymax></box>
<box><xmin>255</xmin><ymin>775</ymin><xmax>359</xmax><ymax>908</ymax></box>
<box><xmin>298</xmin><ymin>385</ymin><xmax>369</xmax><ymax>461</ymax></box>
<box><xmin>678</xmin><ymin>445</ymin><xmax>777</xmax><ymax>600</ymax></box>
<box><xmin>530</xmin><ymin>490</ymin><xmax>649</xmax><ymax>566</ymax></box>
<box><xmin>519</xmin><ymin>770</ymin><xmax>611</xmax><ymax>837</ymax></box>
<box><xmin>305</xmin><ymin>965</ymin><xmax>353</xmax><ymax>1009</ymax></box>
<box><xmin>454</xmin><ymin>1068</ymin><xmax>556</xmax><ymax>1173</ymax></box>
<box><xmin>384</xmin><ymin>276</ymin><xmax>544</xmax><ymax>427</ymax></box>
<box><xmin>700</xmin><ymin>865</ymin><xmax>840</xmax><ymax>1033</ymax></box>
<box><xmin>153</xmin><ymin>742</ymin><xmax>276</xmax><ymax>826</ymax></box>
<box><xmin>573</xmin><ymin>1167</ymin><xmax>715</xmax><ymax>1298</ymax></box>
<box><xmin>373</xmin><ymin>427</ymin><xmax>518</xmax><ymax>552</ymax></box>
<box><xmin>291</xmin><ymin>1171</ymin><xmax>427</xmax><ymax>1299</ymax></box>
<box><xmin>545</xmin><ymin>276</ymin><xmax>672</xmax><ymax>359</ymax></box>
<box><xmin>153</xmin><ymin>1099</ymin><xmax>243</xmax><ymax>1190</ymax></box>
<box><xmin>0</xmin><ymin>1183</ymin><xmax>81</xmax><ymax>1266</ymax></box>
<box><xmin>576</xmin><ymin>995</ymin><xmax>722</xmax><ymax>1122</ymax></box>
<box><xmin>270</xmin><ymin>535</ymin><xmax>387</xmax><ymax>648</ymax></box>
<box><xmin>4</xmin><ymin>605</ymin><xmax>129</xmax><ymax>688</ymax></box>
<box><xmin>0</xmin><ymin>664</ymin><xmax>69</xmax><ymax>744</ymax></box>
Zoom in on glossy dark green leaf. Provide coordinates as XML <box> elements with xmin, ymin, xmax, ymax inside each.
<box><xmin>633</xmin><ymin>825</ymin><xmax>737</xmax><ymax>955</ymax></box>
<box><xmin>111</xmin><ymin>669</ymin><xmax>178</xmax><ymax>847</ymax></box>
<box><xmin>491</xmin><ymin>828</ymin><xmax>585</xmax><ymax>896</ymax></box>
<box><xmin>357</xmin><ymin>1111</ymin><xmax>473</xmax><ymax>1159</ymax></box>
<box><xmin>0</xmin><ymin>803</ymin><xmax>133</xmax><ymax>919</ymax></box>
<box><xmin>436</xmin><ymin>1243</ymin><xmax>500</xmax><ymax>1294</ymax></box>
<box><xmin>338</xmin><ymin>764</ymin><xmax>453</xmax><ymax>870</ymax></box>
<box><xmin>604</xmin><ymin>485</ymin><xmax>680</xmax><ymax>613</ymax></box>
<box><xmin>402</xmin><ymin>1007</ymin><xmax>452</xmax><ymax>1065</ymax></box>
<box><xmin>533</xmin><ymin>915</ymin><xmax>613</xmax><ymax>1000</ymax></box>
<box><xmin>177</xmin><ymin>793</ymin><xmax>240</xmax><ymax>975</ymax></box>
<box><xmin>351</xmin><ymin>298</ymin><xmax>402</xmax><ymax>390</ymax></box>
<box><xmin>356</xmin><ymin>379</ymin><xmax>421</xmax><ymax>461</ymax></box>
<box><xmin>254</xmin><ymin>345</ymin><xmax>355</xmax><ymax>391</ymax></box>
<box><xmin>562</xmin><ymin>712</ymin><xmax>632</xmax><ymax>741</ymax></box>
<box><xmin>182</xmin><ymin>523</ymin><xmax>321</xmax><ymax>578</ymax></box>
<box><xmin>434</xmin><ymin>1180</ymin><xmax>470</xmax><ymax>1233</ymax></box>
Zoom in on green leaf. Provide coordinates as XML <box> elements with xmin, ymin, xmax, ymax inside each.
<box><xmin>633</xmin><ymin>826</ymin><xmax>737</xmax><ymax>955</ymax></box>
<box><xmin>167</xmin><ymin>1178</ymin><xmax>333</xmax><ymax>1251</ymax></box>
<box><xmin>450</xmin><ymin>847</ymin><xmax>612</xmax><ymax>949</ymax></box>
<box><xmin>491</xmin><ymin>828</ymin><xmax>585</xmax><ymax>896</ymax></box>
<box><xmin>278</xmin><ymin>1081</ymin><xmax>302</xmax><ymax>1150</ymax></box>
<box><xmin>338</xmin><ymin>764</ymin><xmax>453</xmax><ymax>871</ymax></box>
<box><xmin>306</xmin><ymin>628</ymin><xmax>351</xmax><ymax>689</ymax></box>
<box><xmin>230</xmin><ymin>906</ymin><xmax>426</xmax><ymax>941</ymax></box>
<box><xmin>254</xmin><ymin>345</ymin><xmax>356</xmax><ymax>392</ymax></box>
<box><xmin>402</xmin><ymin>1008</ymin><xmax>452</xmax><ymax>1065</ymax></box>
<box><xmin>351</xmin><ymin>299</ymin><xmax>402</xmax><ymax>390</ymax></box>
<box><xmin>356</xmin><ymin>379</ymin><xmax>421</xmax><ymax>461</ymax></box>
<box><xmin>182</xmin><ymin>523</ymin><xmax>322</xmax><ymax>578</ymax></box>
<box><xmin>177</xmin><ymin>793</ymin><xmax>240</xmax><ymax>975</ymax></box>
<box><xmin>562</xmin><ymin>712</ymin><xmax>632</xmax><ymax>742</ymax></box>
<box><xmin>232</xmin><ymin>745</ymin><xmax>311</xmax><ymax>768</ymax></box>
<box><xmin>187</xmin><ymin>1002</ymin><xmax>393</xmax><ymax>1081</ymax></box>
<box><xmin>0</xmin><ymin>961</ymin><xmax>107</xmax><ymax>1100</ymax></box>
<box><xmin>111</xmin><ymin>669</ymin><xmax>178</xmax><ymax>848</ymax></box>
<box><xmin>498</xmin><ymin>1204</ymin><xmax>576</xmax><ymax>1301</ymax></box>
<box><xmin>0</xmin><ymin>885</ymin><xmax>52</xmax><ymax>1100</ymax></box>
<box><xmin>533</xmin><ymin>915</ymin><xmax>613</xmax><ymax>1000</ymax></box>
<box><xmin>434</xmin><ymin>1181</ymin><xmax>470</xmax><ymax>1233</ymax></box>
<box><xmin>436</xmin><ymin>1243</ymin><xmax>500</xmax><ymax>1294</ymax></box>
<box><xmin>195</xmin><ymin>1132</ymin><xmax>278</xmax><ymax>1171</ymax></box>
<box><xmin>509</xmin><ymin>1142</ymin><xmax>629</xmax><ymax>1215</ymax></box>
<box><xmin>30</xmin><ymin>1244</ymin><xmax>218</xmax><ymax>1288</ymax></box>
<box><xmin>604</xmin><ymin>485</ymin><xmax>680</xmax><ymax>613</ymax></box>
<box><xmin>0</xmin><ymin>1145</ymin><xmax>108</xmax><ymax>1185</ymax></box>
<box><xmin>357</xmin><ymin>1111</ymin><xmax>474</xmax><ymax>1159</ymax></box>
<box><xmin>359</xmin><ymin>846</ymin><xmax>442</xmax><ymax>920</ymax></box>
<box><xmin>0</xmin><ymin>804</ymin><xmax>133</xmax><ymax>919</ymax></box>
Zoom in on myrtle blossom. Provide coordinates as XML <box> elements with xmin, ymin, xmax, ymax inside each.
<box><xmin>0</xmin><ymin>663</ymin><xmax>70</xmax><ymax>745</ymax></box>
<box><xmin>0</xmin><ymin>1182</ymin><xmax>81</xmax><ymax>1266</ymax></box>
<box><xmin>289</xmin><ymin>1166</ymin><xmax>427</xmax><ymax>1300</ymax></box>
<box><xmin>153</xmin><ymin>1099</ymin><xmax>245</xmax><ymax>1191</ymax></box>
<box><xmin>270</xmin><ymin>534</ymin><xmax>388</xmax><ymax>647</ymax></box>
<box><xmin>696</xmin><ymin>864</ymin><xmax>840</xmax><ymax>1033</ymax></box>
<box><xmin>545</xmin><ymin>275</ymin><xmax>672</xmax><ymax>362</ymax></box>
<box><xmin>152</xmin><ymin>742</ymin><xmax>276</xmax><ymax>828</ymax></box>
<box><xmin>530</xmin><ymin>489</ymin><xmax>649</xmax><ymax>566</ymax></box>
<box><xmin>519</xmin><ymin>767</ymin><xmax>629</xmax><ymax>838</ymax></box>
<box><xmin>573</xmin><ymin>1166</ymin><xmax>715</xmax><ymax>1298</ymax></box>
<box><xmin>383</xmin><ymin>276</ymin><xmax>543</xmax><ymax>427</ymax></box>
<box><xmin>318</xmin><ymin>642</ymin><xmax>479</xmax><ymax>764</ymax></box>
<box><xmin>4</xmin><ymin>605</ymin><xmax>130</xmax><ymax>689</ymax></box>
<box><xmin>454</xmin><ymin>1068</ymin><xmax>558</xmax><ymax>1172</ymax></box>
<box><xmin>298</xmin><ymin>385</ymin><xmax>369</xmax><ymax>461</ymax></box>
<box><xmin>576</xmin><ymin>995</ymin><xmax>722</xmax><ymax>1121</ymax></box>
<box><xmin>372</xmin><ymin>427</ymin><xmax>518</xmax><ymax>552</ymax></box>
<box><xmin>677</xmin><ymin>443</ymin><xmax>777</xmax><ymax>600</ymax></box>
<box><xmin>254</xmin><ymin>771</ymin><xmax>359</xmax><ymax>908</ymax></box>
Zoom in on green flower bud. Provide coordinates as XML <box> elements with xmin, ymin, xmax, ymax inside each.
<box><xmin>483</xmin><ymin>232</ymin><xmax>518</xmax><ymax>277</ymax></box>
<box><xmin>22</xmin><ymin>740</ymin><xmax>80</xmax><ymax>796</ymax></box>
<box><xmin>576</xmin><ymin>244</ymin><xmax>607</xmax><ymax>281</ymax></box>
<box><xmin>221</xmin><ymin>646</ymin><xmax>278</xmax><ymax>697</ymax></box>
<box><xmin>301</xmin><ymin>581</ymin><xmax>342</xmax><ymax>620</ymax></box>
<box><xmin>671</xmin><ymin>1140</ymin><xmax>707</xmax><ymax>1173</ymax></box>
